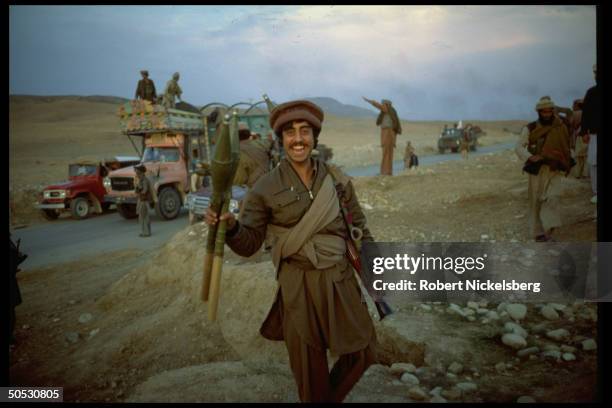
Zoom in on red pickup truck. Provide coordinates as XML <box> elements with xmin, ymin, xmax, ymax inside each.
<box><xmin>36</xmin><ymin>156</ymin><xmax>140</xmax><ymax>220</ymax></box>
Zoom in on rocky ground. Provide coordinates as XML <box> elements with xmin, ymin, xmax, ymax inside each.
<box><xmin>9</xmin><ymin>149</ymin><xmax>598</xmax><ymax>403</ymax></box>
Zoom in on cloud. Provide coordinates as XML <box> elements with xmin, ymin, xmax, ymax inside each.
<box><xmin>9</xmin><ymin>5</ymin><xmax>596</xmax><ymax>120</ymax></box>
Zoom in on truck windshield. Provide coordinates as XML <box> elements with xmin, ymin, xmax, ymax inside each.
<box><xmin>69</xmin><ymin>164</ymin><xmax>98</xmax><ymax>177</ymax></box>
<box><xmin>142</xmin><ymin>147</ymin><xmax>180</xmax><ymax>163</ymax></box>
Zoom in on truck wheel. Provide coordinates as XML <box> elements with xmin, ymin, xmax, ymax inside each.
<box><xmin>451</xmin><ymin>147</ymin><xmax>458</xmax><ymax>153</ymax></box>
<box><xmin>42</xmin><ymin>209</ymin><xmax>60</xmax><ymax>220</ymax></box>
<box><xmin>70</xmin><ymin>197</ymin><xmax>90</xmax><ymax>220</ymax></box>
<box><xmin>101</xmin><ymin>202</ymin><xmax>112</xmax><ymax>212</ymax></box>
<box><xmin>156</xmin><ymin>187</ymin><xmax>181</xmax><ymax>220</ymax></box>
<box><xmin>117</xmin><ymin>203</ymin><xmax>137</xmax><ymax>219</ymax></box>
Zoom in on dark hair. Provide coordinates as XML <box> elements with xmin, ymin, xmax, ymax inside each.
<box><xmin>275</xmin><ymin>120</ymin><xmax>320</xmax><ymax>149</ymax></box>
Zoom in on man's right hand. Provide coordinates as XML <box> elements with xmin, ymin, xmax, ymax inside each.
<box><xmin>528</xmin><ymin>155</ymin><xmax>542</xmax><ymax>162</ymax></box>
<box><xmin>204</xmin><ymin>207</ymin><xmax>236</xmax><ymax>230</ymax></box>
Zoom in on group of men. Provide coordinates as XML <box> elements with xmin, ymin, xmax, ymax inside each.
<box><xmin>135</xmin><ymin>69</ymin><xmax>183</xmax><ymax>109</ymax></box>
<box><xmin>515</xmin><ymin>63</ymin><xmax>599</xmax><ymax>242</ymax></box>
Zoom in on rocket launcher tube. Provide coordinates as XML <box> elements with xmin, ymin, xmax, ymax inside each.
<box><xmin>201</xmin><ymin>113</ymin><xmax>241</xmax><ymax>322</ymax></box>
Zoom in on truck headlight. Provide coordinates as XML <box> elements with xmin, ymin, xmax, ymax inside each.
<box><xmin>103</xmin><ymin>177</ymin><xmax>111</xmax><ymax>189</ymax></box>
<box><xmin>59</xmin><ymin>190</ymin><xmax>67</xmax><ymax>198</ymax></box>
<box><xmin>43</xmin><ymin>191</ymin><xmax>51</xmax><ymax>199</ymax></box>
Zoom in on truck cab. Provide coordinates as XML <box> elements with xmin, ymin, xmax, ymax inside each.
<box><xmin>37</xmin><ymin>157</ymin><xmax>139</xmax><ymax>220</ymax></box>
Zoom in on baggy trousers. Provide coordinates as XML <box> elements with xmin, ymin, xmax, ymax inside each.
<box><xmin>282</xmin><ymin>311</ymin><xmax>376</xmax><ymax>403</ymax></box>
<box><xmin>528</xmin><ymin>164</ymin><xmax>563</xmax><ymax>237</ymax></box>
<box><xmin>137</xmin><ymin>201</ymin><xmax>151</xmax><ymax>236</ymax></box>
<box><xmin>380</xmin><ymin>128</ymin><xmax>397</xmax><ymax>176</ymax></box>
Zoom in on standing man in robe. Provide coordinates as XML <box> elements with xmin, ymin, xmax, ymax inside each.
<box><xmin>205</xmin><ymin>100</ymin><xmax>377</xmax><ymax>402</ymax></box>
<box><xmin>135</xmin><ymin>70</ymin><xmax>157</xmax><ymax>103</ymax></box>
<box><xmin>363</xmin><ymin>97</ymin><xmax>402</xmax><ymax>175</ymax></box>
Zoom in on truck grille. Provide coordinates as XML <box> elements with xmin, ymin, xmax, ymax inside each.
<box><xmin>111</xmin><ymin>177</ymin><xmax>135</xmax><ymax>191</ymax></box>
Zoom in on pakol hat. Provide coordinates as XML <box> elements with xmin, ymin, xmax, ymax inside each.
<box><xmin>135</xmin><ymin>164</ymin><xmax>147</xmax><ymax>173</ymax></box>
<box><xmin>140</xmin><ymin>70</ymin><xmax>149</xmax><ymax>76</ymax></box>
<box><xmin>269</xmin><ymin>100</ymin><xmax>324</xmax><ymax>133</ymax></box>
<box><xmin>535</xmin><ymin>96</ymin><xmax>555</xmax><ymax>111</ymax></box>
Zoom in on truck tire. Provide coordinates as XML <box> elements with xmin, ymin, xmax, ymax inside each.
<box><xmin>70</xmin><ymin>197</ymin><xmax>90</xmax><ymax>220</ymax></box>
<box><xmin>101</xmin><ymin>202</ymin><xmax>112</xmax><ymax>212</ymax></box>
<box><xmin>117</xmin><ymin>203</ymin><xmax>137</xmax><ymax>219</ymax></box>
<box><xmin>451</xmin><ymin>147</ymin><xmax>459</xmax><ymax>153</ymax></box>
<box><xmin>156</xmin><ymin>187</ymin><xmax>181</xmax><ymax>220</ymax></box>
<box><xmin>42</xmin><ymin>209</ymin><xmax>60</xmax><ymax>220</ymax></box>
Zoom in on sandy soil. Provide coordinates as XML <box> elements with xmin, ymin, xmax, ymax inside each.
<box><xmin>9</xmin><ymin>96</ymin><xmax>597</xmax><ymax>402</ymax></box>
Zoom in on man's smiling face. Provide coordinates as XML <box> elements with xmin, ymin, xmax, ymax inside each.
<box><xmin>281</xmin><ymin>120</ymin><xmax>315</xmax><ymax>164</ymax></box>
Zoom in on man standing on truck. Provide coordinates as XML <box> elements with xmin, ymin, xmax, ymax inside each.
<box><xmin>135</xmin><ymin>70</ymin><xmax>157</xmax><ymax>103</ymax></box>
<box><xmin>515</xmin><ymin>96</ymin><xmax>571</xmax><ymax>242</ymax></box>
<box><xmin>205</xmin><ymin>100</ymin><xmax>377</xmax><ymax>402</ymax></box>
<box><xmin>162</xmin><ymin>72</ymin><xmax>183</xmax><ymax>109</ymax></box>
<box><xmin>362</xmin><ymin>97</ymin><xmax>402</xmax><ymax>176</ymax></box>
<box><xmin>135</xmin><ymin>164</ymin><xmax>153</xmax><ymax>237</ymax></box>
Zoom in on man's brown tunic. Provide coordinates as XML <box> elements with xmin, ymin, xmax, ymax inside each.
<box><xmin>225</xmin><ymin>158</ymin><xmax>376</xmax><ymax>356</ymax></box>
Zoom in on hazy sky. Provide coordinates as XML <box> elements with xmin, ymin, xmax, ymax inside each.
<box><xmin>9</xmin><ymin>5</ymin><xmax>597</xmax><ymax>120</ymax></box>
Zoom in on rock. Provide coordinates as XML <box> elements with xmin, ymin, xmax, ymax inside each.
<box><xmin>389</xmin><ymin>363</ymin><xmax>417</xmax><ymax>376</ymax></box>
<box><xmin>89</xmin><ymin>329</ymin><xmax>100</xmax><ymax>338</ymax></box>
<box><xmin>467</xmin><ymin>316</ymin><xmax>476</xmax><ymax>322</ymax></box>
<box><xmin>502</xmin><ymin>333</ymin><xmax>527</xmax><ymax>349</ymax></box>
<box><xmin>65</xmin><ymin>332</ymin><xmax>80</xmax><ymax>344</ymax></box>
<box><xmin>481</xmin><ymin>234</ymin><xmax>489</xmax><ymax>241</ymax></box>
<box><xmin>477</xmin><ymin>308</ymin><xmax>489</xmax><ymax>315</ymax></box>
<box><xmin>495</xmin><ymin>362</ymin><xmax>506</xmax><ymax>372</ymax></box>
<box><xmin>517</xmin><ymin>396</ymin><xmax>536</xmax><ymax>403</ymax></box>
<box><xmin>497</xmin><ymin>303</ymin><xmax>508</xmax><ymax>313</ymax></box>
<box><xmin>486</xmin><ymin>311</ymin><xmax>500</xmax><ymax>320</ymax></box>
<box><xmin>78</xmin><ymin>313</ymin><xmax>93</xmax><ymax>324</ymax></box>
<box><xmin>456</xmin><ymin>382</ymin><xmax>478</xmax><ymax>393</ymax></box>
<box><xmin>430</xmin><ymin>386</ymin><xmax>443</xmax><ymax>396</ymax></box>
<box><xmin>441</xmin><ymin>388</ymin><xmax>462</xmax><ymax>401</ymax></box>
<box><xmin>408</xmin><ymin>386</ymin><xmax>428</xmax><ymax>401</ymax></box>
<box><xmin>516</xmin><ymin>347</ymin><xmax>540</xmax><ymax>358</ymax></box>
<box><xmin>446</xmin><ymin>373</ymin><xmax>457</xmax><ymax>381</ymax></box>
<box><xmin>562</xmin><ymin>353</ymin><xmax>576</xmax><ymax>361</ymax></box>
<box><xmin>447</xmin><ymin>362</ymin><xmax>463</xmax><ymax>374</ymax></box>
<box><xmin>463</xmin><ymin>308</ymin><xmax>476</xmax><ymax>316</ymax></box>
<box><xmin>560</xmin><ymin>345</ymin><xmax>577</xmax><ymax>353</ymax></box>
<box><xmin>430</xmin><ymin>395</ymin><xmax>447</xmax><ymax>403</ymax></box>
<box><xmin>540</xmin><ymin>306</ymin><xmax>559</xmax><ymax>320</ymax></box>
<box><xmin>582</xmin><ymin>339</ymin><xmax>597</xmax><ymax>351</ymax></box>
<box><xmin>542</xmin><ymin>344</ymin><xmax>560</xmax><ymax>352</ymax></box>
<box><xmin>504</xmin><ymin>322</ymin><xmax>528</xmax><ymax>339</ymax></box>
<box><xmin>420</xmin><ymin>304</ymin><xmax>432</xmax><ymax>312</ymax></box>
<box><xmin>546</xmin><ymin>329</ymin><xmax>570</xmax><ymax>341</ymax></box>
<box><xmin>400</xmin><ymin>372</ymin><xmax>420</xmax><ymax>386</ymax></box>
<box><xmin>506</xmin><ymin>304</ymin><xmax>527</xmax><ymax>321</ymax></box>
<box><xmin>548</xmin><ymin>303</ymin><xmax>566</xmax><ymax>311</ymax></box>
<box><xmin>415</xmin><ymin>367</ymin><xmax>429</xmax><ymax>377</ymax></box>
<box><xmin>541</xmin><ymin>350</ymin><xmax>561</xmax><ymax>360</ymax></box>
<box><xmin>52</xmin><ymin>318</ymin><xmax>61</xmax><ymax>323</ymax></box>
<box><xmin>21</xmin><ymin>324</ymin><xmax>30</xmax><ymax>330</ymax></box>
<box><xmin>467</xmin><ymin>301</ymin><xmax>480</xmax><ymax>310</ymax></box>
